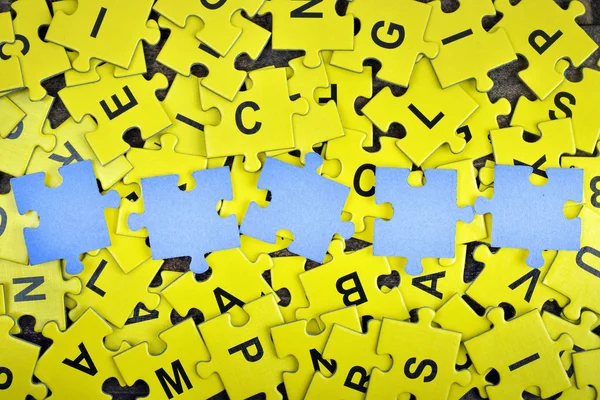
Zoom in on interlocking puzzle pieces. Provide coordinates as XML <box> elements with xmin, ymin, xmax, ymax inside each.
<box><xmin>162</xmin><ymin>247</ymin><xmax>273</xmax><ymax>325</ymax></box>
<box><xmin>0</xmin><ymin>259</ymin><xmax>81</xmax><ymax>332</ymax></box>
<box><xmin>424</xmin><ymin>0</ymin><xmax>516</xmax><ymax>91</ymax></box>
<box><xmin>465</xmin><ymin>308</ymin><xmax>572</xmax><ymax>399</ymax></box>
<box><xmin>422</xmin><ymin>80</ymin><xmax>511</xmax><ymax>169</ymax></box>
<box><xmin>11</xmin><ymin>160</ymin><xmax>120</xmax><ymax>274</ymax></box>
<box><xmin>0</xmin><ymin>90</ymin><xmax>54</xmax><ymax>177</ymax></box>
<box><xmin>331</xmin><ymin>0</ymin><xmax>437</xmax><ymax>87</ymax></box>
<box><xmin>374</xmin><ymin>167</ymin><xmax>473</xmax><ymax>275</ymax></box>
<box><xmin>260</xmin><ymin>0</ymin><xmax>353</xmax><ymax>68</ymax></box>
<box><xmin>153</xmin><ymin>0</ymin><xmax>264</xmax><ymax>57</ymax></box>
<box><xmin>200</xmin><ymin>67</ymin><xmax>308</xmax><ymax>172</ymax></box>
<box><xmin>297</xmin><ymin>239</ymin><xmax>409</xmax><ymax>327</ymax></box>
<box><xmin>105</xmin><ymin>271</ymin><xmax>181</xmax><ymax>354</ymax></box>
<box><xmin>467</xmin><ymin>246</ymin><xmax>568</xmax><ymax>317</ymax></box>
<box><xmin>271</xmin><ymin>255</ymin><xmax>310</xmax><ymax>323</ymax></box>
<box><xmin>305</xmin><ymin>319</ymin><xmax>390</xmax><ymax>399</ymax></box>
<box><xmin>0</xmin><ymin>313</ymin><xmax>47</xmax><ymax>399</ymax></box>
<box><xmin>27</xmin><ymin>116</ymin><xmax>132</xmax><ymax>190</ymax></box>
<box><xmin>242</xmin><ymin>154</ymin><xmax>353</xmax><ymax>263</ymax></box>
<box><xmin>272</xmin><ymin>306</ymin><xmax>362</xmax><ymax>400</ymax></box>
<box><xmin>562</xmin><ymin>155</ymin><xmax>600</xmax><ymax>217</ymax></box>
<box><xmin>36</xmin><ymin>308</ymin><xmax>129</xmax><ymax>399</ymax></box>
<box><xmin>544</xmin><ymin>206</ymin><xmax>600</xmax><ymax>321</ymax></box>
<box><xmin>47</xmin><ymin>0</ymin><xmax>158</xmax><ymax>72</ymax></box>
<box><xmin>129</xmin><ymin>167</ymin><xmax>240</xmax><ymax>273</ymax></box>
<box><xmin>104</xmin><ymin>207</ymin><xmax>151</xmax><ymax>273</ymax></box>
<box><xmin>0</xmin><ymin>94</ymin><xmax>24</xmax><ymax>138</ymax></box>
<box><xmin>367</xmin><ymin>308</ymin><xmax>470</xmax><ymax>400</ymax></box>
<box><xmin>2</xmin><ymin>0</ymin><xmax>71</xmax><ymax>101</ymax></box>
<box><xmin>491</xmin><ymin>118</ymin><xmax>576</xmax><ymax>185</ymax></box>
<box><xmin>573</xmin><ymin>348</ymin><xmax>600</xmax><ymax>395</ymax></box>
<box><xmin>67</xmin><ymin>249</ymin><xmax>161</xmax><ymax>329</ymax></box>
<box><xmin>475</xmin><ymin>165</ymin><xmax>583</xmax><ymax>268</ymax></box>
<box><xmin>511</xmin><ymin>68</ymin><xmax>600</xmax><ymax>153</ymax></box>
<box><xmin>157</xmin><ymin>13</ymin><xmax>270</xmax><ymax>101</ymax></box>
<box><xmin>59</xmin><ymin>63</ymin><xmax>171</xmax><ymax>165</ymax></box>
<box><xmin>197</xmin><ymin>294</ymin><xmax>295</xmax><ymax>399</ymax></box>
<box><xmin>363</xmin><ymin>59</ymin><xmax>478</xmax><ymax>166</ymax></box>
<box><xmin>0</xmin><ymin>189</ymin><xmax>36</xmax><ymax>264</ymax></box>
<box><xmin>114</xmin><ymin>317</ymin><xmax>225</xmax><ymax>400</ymax></box>
<box><xmin>493</xmin><ymin>0</ymin><xmax>596</xmax><ymax>100</ymax></box>
<box><xmin>0</xmin><ymin>12</ymin><xmax>24</xmax><ymax>93</ymax></box>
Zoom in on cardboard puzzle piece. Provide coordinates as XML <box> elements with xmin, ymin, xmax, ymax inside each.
<box><xmin>374</xmin><ymin>167</ymin><xmax>474</xmax><ymax>275</ymax></box>
<box><xmin>35</xmin><ymin>308</ymin><xmax>129</xmax><ymax>400</ymax></box>
<box><xmin>239</xmin><ymin>233</ymin><xmax>293</xmax><ymax>262</ymax></box>
<box><xmin>66</xmin><ymin>249</ymin><xmax>161</xmax><ymax>328</ymax></box>
<box><xmin>162</xmin><ymin>248</ymin><xmax>274</xmax><ymax>325</ymax></box>
<box><xmin>282</xmin><ymin>55</ymin><xmax>345</xmax><ymax>161</ymax></box>
<box><xmin>491</xmin><ymin>118</ymin><xmax>576</xmax><ymax>185</ymax></box>
<box><xmin>331</xmin><ymin>0</ymin><xmax>437</xmax><ymax>87</ymax></box>
<box><xmin>367</xmin><ymin>308</ymin><xmax>470</xmax><ymax>400</ymax></box>
<box><xmin>105</xmin><ymin>271</ymin><xmax>181</xmax><ymax>354</ymax></box>
<box><xmin>424</xmin><ymin>0</ymin><xmax>516</xmax><ymax>91</ymax></box>
<box><xmin>562</xmin><ymin>155</ymin><xmax>600</xmax><ymax>217</ymax></box>
<box><xmin>0</xmin><ymin>12</ymin><xmax>24</xmax><ymax>93</ymax></box>
<box><xmin>316</xmin><ymin>52</ymin><xmax>373</xmax><ymax>147</ymax></box>
<box><xmin>0</xmin><ymin>95</ymin><xmax>25</xmax><ymax>138</ymax></box>
<box><xmin>153</xmin><ymin>0</ymin><xmax>265</xmax><ymax>57</ymax></box>
<box><xmin>11</xmin><ymin>160</ymin><xmax>120</xmax><ymax>274</ymax></box>
<box><xmin>573</xmin><ymin>348</ymin><xmax>600</xmax><ymax>395</ymax></box>
<box><xmin>467</xmin><ymin>245</ymin><xmax>568</xmax><ymax>317</ymax></box>
<box><xmin>2</xmin><ymin>0</ymin><xmax>71</xmax><ymax>101</ymax></box>
<box><xmin>448</xmin><ymin>346</ymin><xmax>489</xmax><ymax>400</ymax></box>
<box><xmin>260</xmin><ymin>0</ymin><xmax>353</xmax><ymax>68</ymax></box>
<box><xmin>128</xmin><ymin>167</ymin><xmax>240</xmax><ymax>273</ymax></box>
<box><xmin>270</xmin><ymin>256</ymin><xmax>309</xmax><ymax>323</ymax></box>
<box><xmin>511</xmin><ymin>68</ymin><xmax>600</xmax><ymax>153</ymax></box>
<box><xmin>27</xmin><ymin>116</ymin><xmax>132</xmax><ymax>190</ymax></box>
<box><xmin>433</xmin><ymin>294</ymin><xmax>490</xmax><ymax>343</ymax></box>
<box><xmin>0</xmin><ymin>314</ymin><xmax>47</xmax><ymax>399</ymax></box>
<box><xmin>393</xmin><ymin>245</ymin><xmax>469</xmax><ymax>311</ymax></box>
<box><xmin>465</xmin><ymin>308</ymin><xmax>572</xmax><ymax>399</ymax></box>
<box><xmin>474</xmin><ymin>165</ymin><xmax>583</xmax><ymax>268</ymax></box>
<box><xmin>46</xmin><ymin>0</ymin><xmax>159</xmax><ymax>72</ymax></box>
<box><xmin>241</xmin><ymin>154</ymin><xmax>353</xmax><ymax>263</ymax></box>
<box><xmin>197</xmin><ymin>294</ymin><xmax>296</xmax><ymax>399</ymax></box>
<box><xmin>112</xmin><ymin>182</ymin><xmax>145</xmax><ymax>238</ymax></box>
<box><xmin>544</xmin><ymin>206</ymin><xmax>600</xmax><ymax>320</ymax></box>
<box><xmin>59</xmin><ymin>63</ymin><xmax>171</xmax><ymax>165</ymax></box>
<box><xmin>305</xmin><ymin>319</ymin><xmax>390</xmax><ymax>399</ymax></box>
<box><xmin>0</xmin><ymin>259</ymin><xmax>80</xmax><ymax>333</ymax></box>
<box><xmin>422</xmin><ymin>80</ymin><xmax>511</xmax><ymax>169</ymax></box>
<box><xmin>297</xmin><ymin>239</ymin><xmax>408</xmax><ymax>327</ymax></box>
<box><xmin>0</xmin><ymin>189</ymin><xmax>36</xmax><ymax>264</ymax></box>
<box><xmin>272</xmin><ymin>306</ymin><xmax>362</xmax><ymax>400</ymax></box>
<box><xmin>363</xmin><ymin>59</ymin><xmax>478</xmax><ymax>166</ymax></box>
<box><xmin>104</xmin><ymin>208</ymin><xmax>151</xmax><ymax>273</ymax></box>
<box><xmin>322</xmin><ymin>129</ymin><xmax>414</xmax><ymax>239</ymax></box>
<box><xmin>114</xmin><ymin>317</ymin><xmax>225</xmax><ymax>400</ymax></box>
<box><xmin>157</xmin><ymin>13</ymin><xmax>270</xmax><ymax>101</ymax></box>
<box><xmin>200</xmin><ymin>67</ymin><xmax>308</xmax><ymax>172</ymax></box>
<box><xmin>492</xmin><ymin>0</ymin><xmax>596</xmax><ymax>100</ymax></box>
<box><xmin>0</xmin><ymin>90</ymin><xmax>54</xmax><ymax>177</ymax></box>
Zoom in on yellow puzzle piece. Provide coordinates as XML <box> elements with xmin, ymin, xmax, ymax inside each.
<box><xmin>0</xmin><ymin>189</ymin><xmax>35</xmax><ymax>264</ymax></box>
<box><xmin>367</xmin><ymin>308</ymin><xmax>470</xmax><ymax>400</ymax></box>
<box><xmin>272</xmin><ymin>306</ymin><xmax>362</xmax><ymax>400</ymax></box>
<box><xmin>573</xmin><ymin>348</ymin><xmax>600</xmax><ymax>395</ymax></box>
<box><xmin>562</xmin><ymin>154</ymin><xmax>600</xmax><ymax>216</ymax></box>
<box><xmin>363</xmin><ymin>58</ymin><xmax>478</xmax><ymax>166</ymax></box>
<box><xmin>270</xmin><ymin>256</ymin><xmax>310</xmax><ymax>323</ymax></box>
<box><xmin>433</xmin><ymin>294</ymin><xmax>490</xmax><ymax>342</ymax></box>
<box><xmin>0</xmin><ymin>12</ymin><xmax>24</xmax><ymax>93</ymax></box>
<box><xmin>0</xmin><ymin>95</ymin><xmax>24</xmax><ymax>138</ymax></box>
<box><xmin>104</xmin><ymin>208</ymin><xmax>151</xmax><ymax>273</ymax></box>
<box><xmin>331</xmin><ymin>0</ymin><xmax>437</xmax><ymax>87</ymax></box>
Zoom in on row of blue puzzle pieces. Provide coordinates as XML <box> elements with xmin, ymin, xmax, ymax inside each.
<box><xmin>10</xmin><ymin>153</ymin><xmax>583</xmax><ymax>276</ymax></box>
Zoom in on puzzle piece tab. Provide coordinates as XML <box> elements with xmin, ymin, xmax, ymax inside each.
<box><xmin>0</xmin><ymin>189</ymin><xmax>36</xmax><ymax>264</ymax></box>
<box><xmin>0</xmin><ymin>94</ymin><xmax>24</xmax><ymax>138</ymax></box>
<box><xmin>11</xmin><ymin>160</ymin><xmax>120</xmax><ymax>274</ymax></box>
<box><xmin>573</xmin><ymin>348</ymin><xmax>600</xmax><ymax>395</ymax></box>
<box><xmin>270</xmin><ymin>256</ymin><xmax>310</xmax><ymax>323</ymax></box>
<box><xmin>0</xmin><ymin>12</ymin><xmax>24</xmax><ymax>93</ymax></box>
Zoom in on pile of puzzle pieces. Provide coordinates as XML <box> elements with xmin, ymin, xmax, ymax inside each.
<box><xmin>2</xmin><ymin>0</ymin><xmax>600</xmax><ymax>398</ymax></box>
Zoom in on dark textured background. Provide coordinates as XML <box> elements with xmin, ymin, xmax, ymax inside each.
<box><xmin>1</xmin><ymin>0</ymin><xmax>600</xmax><ymax>398</ymax></box>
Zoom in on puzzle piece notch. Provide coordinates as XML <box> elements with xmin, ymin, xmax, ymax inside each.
<box><xmin>374</xmin><ymin>167</ymin><xmax>474</xmax><ymax>275</ymax></box>
<box><xmin>128</xmin><ymin>167</ymin><xmax>240</xmax><ymax>273</ymax></box>
<box><xmin>0</xmin><ymin>11</ymin><xmax>24</xmax><ymax>93</ymax></box>
<box><xmin>0</xmin><ymin>189</ymin><xmax>37</xmax><ymax>264</ymax></box>
<box><xmin>474</xmin><ymin>165</ymin><xmax>583</xmax><ymax>268</ymax></box>
<box><xmin>11</xmin><ymin>160</ymin><xmax>120</xmax><ymax>274</ymax></box>
<box><xmin>573</xmin><ymin>348</ymin><xmax>600</xmax><ymax>394</ymax></box>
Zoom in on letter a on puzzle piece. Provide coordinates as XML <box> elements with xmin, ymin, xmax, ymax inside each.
<box><xmin>128</xmin><ymin>167</ymin><xmax>240</xmax><ymax>274</ymax></box>
<box><xmin>241</xmin><ymin>153</ymin><xmax>354</xmax><ymax>263</ymax></box>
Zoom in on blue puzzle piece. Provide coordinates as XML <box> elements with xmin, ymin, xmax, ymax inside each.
<box><xmin>475</xmin><ymin>164</ymin><xmax>583</xmax><ymax>268</ymax></box>
<box><xmin>241</xmin><ymin>153</ymin><xmax>353</xmax><ymax>263</ymax></box>
<box><xmin>374</xmin><ymin>168</ymin><xmax>473</xmax><ymax>276</ymax></box>
<box><xmin>11</xmin><ymin>160</ymin><xmax>119</xmax><ymax>274</ymax></box>
<box><xmin>128</xmin><ymin>167</ymin><xmax>240</xmax><ymax>273</ymax></box>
